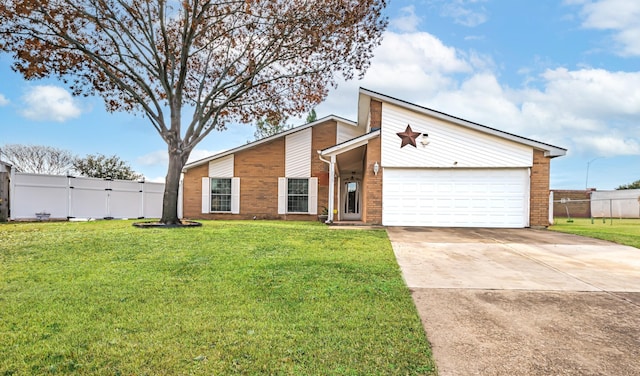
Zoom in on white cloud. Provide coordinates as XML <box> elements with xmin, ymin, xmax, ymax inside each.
<box><xmin>320</xmin><ymin>28</ymin><xmax>640</xmax><ymax>159</ymax></box>
<box><xmin>390</xmin><ymin>6</ymin><xmax>422</xmax><ymax>33</ymax></box>
<box><xmin>137</xmin><ymin>148</ymin><xmax>226</xmax><ymax>168</ymax></box>
<box><xmin>0</xmin><ymin>94</ymin><xmax>8</xmax><ymax>106</ymax></box>
<box><xmin>20</xmin><ymin>85</ymin><xmax>82</xmax><ymax>122</ymax></box>
<box><xmin>575</xmin><ymin>0</ymin><xmax>640</xmax><ymax>56</ymax></box>
<box><xmin>136</xmin><ymin>150</ymin><xmax>168</xmax><ymax>166</ymax></box>
<box><xmin>316</xmin><ymin>30</ymin><xmax>475</xmax><ymax>118</ymax></box>
<box><xmin>440</xmin><ymin>0</ymin><xmax>489</xmax><ymax>27</ymax></box>
<box><xmin>534</xmin><ymin>68</ymin><xmax>640</xmax><ymax>120</ymax></box>
<box><xmin>574</xmin><ymin>135</ymin><xmax>640</xmax><ymax>156</ymax></box>
<box><xmin>188</xmin><ymin>148</ymin><xmax>226</xmax><ymax>163</ymax></box>
<box><xmin>146</xmin><ymin>176</ymin><xmax>166</xmax><ymax>183</ymax></box>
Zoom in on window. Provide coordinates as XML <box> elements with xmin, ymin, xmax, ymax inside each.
<box><xmin>287</xmin><ymin>178</ymin><xmax>309</xmax><ymax>213</ymax></box>
<box><xmin>278</xmin><ymin>177</ymin><xmax>317</xmax><ymax>215</ymax></box>
<box><xmin>211</xmin><ymin>178</ymin><xmax>231</xmax><ymax>212</ymax></box>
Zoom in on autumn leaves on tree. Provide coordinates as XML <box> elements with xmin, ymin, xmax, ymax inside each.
<box><xmin>0</xmin><ymin>0</ymin><xmax>388</xmax><ymax>224</ymax></box>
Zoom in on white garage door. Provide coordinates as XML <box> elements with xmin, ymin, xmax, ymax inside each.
<box><xmin>383</xmin><ymin>168</ymin><xmax>529</xmax><ymax>228</ymax></box>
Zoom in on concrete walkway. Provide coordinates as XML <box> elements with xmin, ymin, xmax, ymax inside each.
<box><xmin>387</xmin><ymin>227</ymin><xmax>640</xmax><ymax>376</ymax></box>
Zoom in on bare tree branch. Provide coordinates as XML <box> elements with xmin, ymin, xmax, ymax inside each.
<box><xmin>0</xmin><ymin>144</ymin><xmax>76</xmax><ymax>175</ymax></box>
<box><xmin>0</xmin><ymin>0</ymin><xmax>388</xmax><ymax>223</ymax></box>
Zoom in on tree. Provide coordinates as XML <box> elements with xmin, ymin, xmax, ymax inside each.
<box><xmin>0</xmin><ymin>144</ymin><xmax>75</xmax><ymax>174</ymax></box>
<box><xmin>73</xmin><ymin>154</ymin><xmax>143</xmax><ymax>180</ymax></box>
<box><xmin>616</xmin><ymin>179</ymin><xmax>640</xmax><ymax>190</ymax></box>
<box><xmin>0</xmin><ymin>0</ymin><xmax>387</xmax><ymax>225</ymax></box>
<box><xmin>253</xmin><ymin>116</ymin><xmax>290</xmax><ymax>140</ymax></box>
<box><xmin>253</xmin><ymin>108</ymin><xmax>317</xmax><ymax>140</ymax></box>
<box><xmin>306</xmin><ymin>108</ymin><xmax>317</xmax><ymax>123</ymax></box>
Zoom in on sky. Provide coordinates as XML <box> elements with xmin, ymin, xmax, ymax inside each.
<box><xmin>1</xmin><ymin>0</ymin><xmax>639</xmax><ymax>189</ymax></box>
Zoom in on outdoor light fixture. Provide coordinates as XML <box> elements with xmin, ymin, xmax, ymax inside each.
<box><xmin>373</xmin><ymin>161</ymin><xmax>380</xmax><ymax>176</ymax></box>
<box><xmin>421</xmin><ymin>133</ymin><xmax>430</xmax><ymax>146</ymax></box>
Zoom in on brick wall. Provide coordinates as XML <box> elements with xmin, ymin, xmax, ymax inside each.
<box><xmin>529</xmin><ymin>150</ymin><xmax>551</xmax><ymax>227</ymax></box>
<box><xmin>182</xmin><ymin>163</ymin><xmax>208</xmax><ymax>219</ymax></box>
<box><xmin>361</xmin><ymin>99</ymin><xmax>383</xmax><ymax>224</ymax></box>
<box><xmin>183</xmin><ymin>120</ymin><xmax>338</xmax><ymax>221</ymax></box>
<box><xmin>551</xmin><ymin>189</ymin><xmax>593</xmax><ymax>218</ymax></box>
<box><xmin>233</xmin><ymin>137</ymin><xmax>286</xmax><ymax>219</ymax></box>
<box><xmin>362</xmin><ymin>136</ymin><xmax>382</xmax><ymax>224</ymax></box>
<box><xmin>370</xmin><ymin>100</ymin><xmax>382</xmax><ymax>129</ymax></box>
<box><xmin>312</xmin><ymin>121</ymin><xmax>337</xmax><ymax>216</ymax></box>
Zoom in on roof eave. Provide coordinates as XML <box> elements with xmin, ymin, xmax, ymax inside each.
<box><xmin>319</xmin><ymin>129</ymin><xmax>381</xmax><ymax>157</ymax></box>
<box><xmin>183</xmin><ymin>115</ymin><xmax>356</xmax><ymax>171</ymax></box>
<box><xmin>358</xmin><ymin>87</ymin><xmax>568</xmax><ymax>157</ymax></box>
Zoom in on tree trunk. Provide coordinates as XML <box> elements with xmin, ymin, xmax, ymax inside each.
<box><xmin>160</xmin><ymin>150</ymin><xmax>188</xmax><ymax>224</ymax></box>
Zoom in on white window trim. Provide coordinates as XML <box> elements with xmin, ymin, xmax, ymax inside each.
<box><xmin>277</xmin><ymin>177</ymin><xmax>317</xmax><ymax>215</ymax></box>
<box><xmin>202</xmin><ymin>177</ymin><xmax>240</xmax><ymax>214</ymax></box>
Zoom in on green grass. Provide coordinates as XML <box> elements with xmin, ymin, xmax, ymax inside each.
<box><xmin>0</xmin><ymin>220</ymin><xmax>435</xmax><ymax>375</ymax></box>
<box><xmin>550</xmin><ymin>217</ymin><xmax>640</xmax><ymax>249</ymax></box>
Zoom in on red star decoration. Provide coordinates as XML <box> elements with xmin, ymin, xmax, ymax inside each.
<box><xmin>396</xmin><ymin>124</ymin><xmax>422</xmax><ymax>148</ymax></box>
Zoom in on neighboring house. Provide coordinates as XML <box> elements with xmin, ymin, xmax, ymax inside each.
<box><xmin>182</xmin><ymin>88</ymin><xmax>566</xmax><ymax>228</ymax></box>
<box><xmin>0</xmin><ymin>161</ymin><xmax>11</xmax><ymax>221</ymax></box>
<box><xmin>551</xmin><ymin>189</ymin><xmax>594</xmax><ymax>218</ymax></box>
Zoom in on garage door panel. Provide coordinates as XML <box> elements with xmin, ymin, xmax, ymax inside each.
<box><xmin>383</xmin><ymin>168</ymin><xmax>529</xmax><ymax>228</ymax></box>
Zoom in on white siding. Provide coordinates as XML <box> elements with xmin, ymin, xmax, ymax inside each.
<box><xmin>383</xmin><ymin>168</ymin><xmax>529</xmax><ymax>228</ymax></box>
<box><xmin>336</xmin><ymin>121</ymin><xmax>363</xmax><ymax>144</ymax></box>
<box><xmin>209</xmin><ymin>154</ymin><xmax>234</xmax><ymax>177</ymax></box>
<box><xmin>381</xmin><ymin>103</ymin><xmax>533</xmax><ymax>168</ymax></box>
<box><xmin>285</xmin><ymin>128</ymin><xmax>311</xmax><ymax>177</ymax></box>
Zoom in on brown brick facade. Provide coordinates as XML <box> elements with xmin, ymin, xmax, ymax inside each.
<box><xmin>529</xmin><ymin>149</ymin><xmax>551</xmax><ymax>227</ymax></box>
<box><xmin>312</xmin><ymin>122</ymin><xmax>337</xmax><ymax>216</ymax></box>
<box><xmin>370</xmin><ymin>100</ymin><xmax>382</xmax><ymax>129</ymax></box>
<box><xmin>184</xmin><ymin>95</ymin><xmax>561</xmax><ymax>228</ymax></box>
<box><xmin>183</xmin><ymin>120</ymin><xmax>338</xmax><ymax>221</ymax></box>
<box><xmin>362</xmin><ymin>136</ymin><xmax>382</xmax><ymax>224</ymax></box>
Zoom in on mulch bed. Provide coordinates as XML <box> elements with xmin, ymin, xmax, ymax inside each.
<box><xmin>132</xmin><ymin>220</ymin><xmax>202</xmax><ymax>229</ymax></box>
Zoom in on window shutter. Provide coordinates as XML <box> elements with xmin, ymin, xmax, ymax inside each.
<box><xmin>201</xmin><ymin>177</ymin><xmax>210</xmax><ymax>214</ymax></box>
<box><xmin>231</xmin><ymin>177</ymin><xmax>240</xmax><ymax>214</ymax></box>
<box><xmin>277</xmin><ymin>177</ymin><xmax>287</xmax><ymax>214</ymax></box>
<box><xmin>308</xmin><ymin>177</ymin><xmax>318</xmax><ymax>215</ymax></box>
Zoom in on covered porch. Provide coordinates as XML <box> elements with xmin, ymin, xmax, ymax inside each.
<box><xmin>318</xmin><ymin>130</ymin><xmax>381</xmax><ymax>224</ymax></box>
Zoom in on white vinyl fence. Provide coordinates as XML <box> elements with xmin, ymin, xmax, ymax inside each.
<box><xmin>591</xmin><ymin>189</ymin><xmax>640</xmax><ymax>218</ymax></box>
<box><xmin>10</xmin><ymin>172</ymin><xmax>164</xmax><ymax>220</ymax></box>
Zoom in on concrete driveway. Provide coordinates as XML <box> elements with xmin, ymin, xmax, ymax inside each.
<box><xmin>387</xmin><ymin>227</ymin><xmax>640</xmax><ymax>376</ymax></box>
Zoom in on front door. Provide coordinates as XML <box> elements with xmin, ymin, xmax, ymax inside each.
<box><xmin>342</xmin><ymin>181</ymin><xmax>361</xmax><ymax>220</ymax></box>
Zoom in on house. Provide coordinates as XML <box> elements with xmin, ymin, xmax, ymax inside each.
<box><xmin>182</xmin><ymin>88</ymin><xmax>566</xmax><ymax>228</ymax></box>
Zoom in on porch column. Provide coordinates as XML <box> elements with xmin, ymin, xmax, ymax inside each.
<box><xmin>327</xmin><ymin>155</ymin><xmax>336</xmax><ymax>223</ymax></box>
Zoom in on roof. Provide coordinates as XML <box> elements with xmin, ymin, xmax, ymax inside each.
<box><xmin>183</xmin><ymin>115</ymin><xmax>356</xmax><ymax>171</ymax></box>
<box><xmin>319</xmin><ymin>129</ymin><xmax>380</xmax><ymax>157</ymax></box>
<box><xmin>358</xmin><ymin>87</ymin><xmax>567</xmax><ymax>158</ymax></box>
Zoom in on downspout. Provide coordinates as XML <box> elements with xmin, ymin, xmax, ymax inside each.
<box><xmin>318</xmin><ymin>153</ymin><xmax>335</xmax><ymax>223</ymax></box>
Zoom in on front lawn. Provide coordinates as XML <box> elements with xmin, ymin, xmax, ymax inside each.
<box><xmin>550</xmin><ymin>217</ymin><xmax>640</xmax><ymax>249</ymax></box>
<box><xmin>0</xmin><ymin>220</ymin><xmax>435</xmax><ymax>375</ymax></box>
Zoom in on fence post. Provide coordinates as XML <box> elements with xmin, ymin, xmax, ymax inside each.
<box><xmin>66</xmin><ymin>175</ymin><xmax>73</xmax><ymax>219</ymax></box>
<box><xmin>105</xmin><ymin>178</ymin><xmax>112</xmax><ymax>219</ymax></box>
<box><xmin>139</xmin><ymin>180</ymin><xmax>145</xmax><ymax>219</ymax></box>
